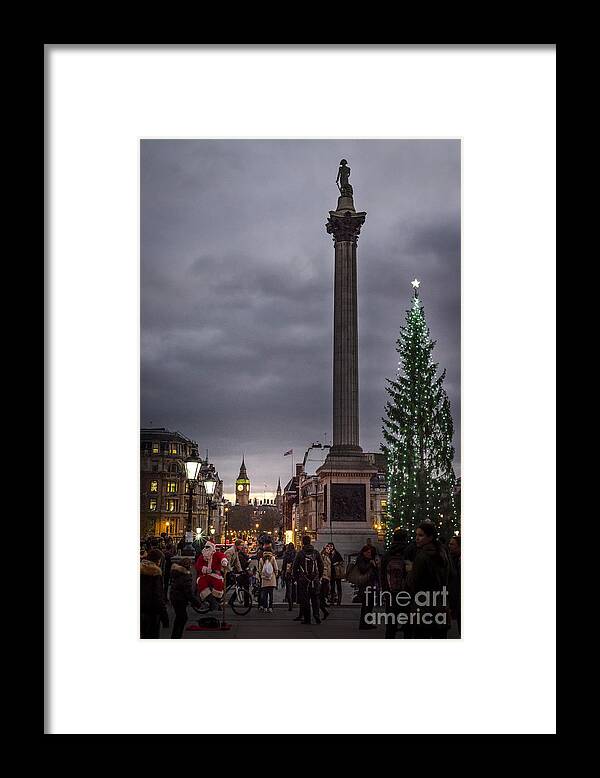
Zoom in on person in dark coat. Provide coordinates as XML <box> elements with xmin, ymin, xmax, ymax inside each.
<box><xmin>403</xmin><ymin>541</ymin><xmax>418</xmax><ymax>562</ymax></box>
<box><xmin>406</xmin><ymin>521</ymin><xmax>451</xmax><ymax>638</ymax></box>
<box><xmin>168</xmin><ymin>554</ymin><xmax>201</xmax><ymax>638</ymax></box>
<box><xmin>329</xmin><ymin>543</ymin><xmax>345</xmax><ymax>605</ymax></box>
<box><xmin>292</xmin><ymin>536</ymin><xmax>324</xmax><ymax>624</ymax></box>
<box><xmin>355</xmin><ymin>545</ymin><xmax>380</xmax><ymax>630</ymax></box>
<box><xmin>447</xmin><ymin>535</ymin><xmax>461</xmax><ymax>636</ymax></box>
<box><xmin>379</xmin><ymin>528</ymin><xmax>410</xmax><ymax>638</ymax></box>
<box><xmin>365</xmin><ymin>537</ymin><xmax>378</xmax><ymax>558</ymax></box>
<box><xmin>236</xmin><ymin>542</ymin><xmax>251</xmax><ymax>607</ymax></box>
<box><xmin>140</xmin><ymin>548</ymin><xmax>169</xmax><ymax>638</ymax></box>
<box><xmin>320</xmin><ymin>545</ymin><xmax>332</xmax><ymax>612</ymax></box>
<box><xmin>281</xmin><ymin>543</ymin><xmax>297</xmax><ymax>611</ymax></box>
<box><xmin>163</xmin><ymin>538</ymin><xmax>176</xmax><ymax>596</ymax></box>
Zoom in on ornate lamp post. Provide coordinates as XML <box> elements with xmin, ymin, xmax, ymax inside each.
<box><xmin>203</xmin><ymin>472</ymin><xmax>217</xmax><ymax>538</ymax></box>
<box><xmin>222</xmin><ymin>502</ymin><xmax>229</xmax><ymax>545</ymax></box>
<box><xmin>184</xmin><ymin>453</ymin><xmax>202</xmax><ymax>554</ymax></box>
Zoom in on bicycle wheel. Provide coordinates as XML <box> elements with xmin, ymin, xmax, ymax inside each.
<box><xmin>230</xmin><ymin>586</ymin><xmax>252</xmax><ymax>615</ymax></box>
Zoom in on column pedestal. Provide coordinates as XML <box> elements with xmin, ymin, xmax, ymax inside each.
<box><xmin>316</xmin><ymin>451</ymin><xmax>378</xmax><ymax>560</ymax></box>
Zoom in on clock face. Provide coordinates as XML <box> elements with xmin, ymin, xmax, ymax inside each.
<box><xmin>237</xmin><ymin>484</ymin><xmax>244</xmax><ymax>492</ymax></box>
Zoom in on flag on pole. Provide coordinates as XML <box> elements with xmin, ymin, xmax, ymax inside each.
<box><xmin>283</xmin><ymin>449</ymin><xmax>293</xmax><ymax>456</ymax></box>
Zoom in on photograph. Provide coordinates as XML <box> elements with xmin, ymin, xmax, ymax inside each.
<box><xmin>47</xmin><ymin>43</ymin><xmax>556</xmax><ymax>736</ymax></box>
<box><xmin>139</xmin><ymin>139</ymin><xmax>461</xmax><ymax>639</ymax></box>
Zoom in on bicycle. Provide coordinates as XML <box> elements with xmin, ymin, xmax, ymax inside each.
<box><xmin>192</xmin><ymin>573</ymin><xmax>253</xmax><ymax>617</ymax></box>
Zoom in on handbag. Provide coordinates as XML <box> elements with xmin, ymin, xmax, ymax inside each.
<box><xmin>345</xmin><ymin>562</ymin><xmax>371</xmax><ymax>588</ymax></box>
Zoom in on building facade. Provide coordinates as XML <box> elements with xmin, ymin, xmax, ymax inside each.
<box><xmin>298</xmin><ymin>473</ymin><xmax>323</xmax><ymax>542</ymax></box>
<box><xmin>282</xmin><ymin>467</ymin><xmax>300</xmax><ymax>546</ymax></box>
<box><xmin>140</xmin><ymin>428</ymin><xmax>223</xmax><ymax>539</ymax></box>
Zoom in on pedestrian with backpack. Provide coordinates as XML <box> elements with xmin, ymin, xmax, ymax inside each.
<box><xmin>292</xmin><ymin>535</ymin><xmax>324</xmax><ymax>624</ymax></box>
<box><xmin>258</xmin><ymin>544</ymin><xmax>278</xmax><ymax>612</ymax></box>
<box><xmin>379</xmin><ymin>528</ymin><xmax>410</xmax><ymax>638</ymax></box>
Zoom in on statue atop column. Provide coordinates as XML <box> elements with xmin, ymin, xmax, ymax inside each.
<box><xmin>336</xmin><ymin>159</ymin><xmax>353</xmax><ymax>197</ymax></box>
<box><xmin>327</xmin><ymin>158</ymin><xmax>365</xmax><ymax>244</ymax></box>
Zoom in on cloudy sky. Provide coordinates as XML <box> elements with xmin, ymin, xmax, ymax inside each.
<box><xmin>141</xmin><ymin>140</ymin><xmax>460</xmax><ymax>500</ymax></box>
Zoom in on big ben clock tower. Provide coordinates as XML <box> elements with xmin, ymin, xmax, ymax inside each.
<box><xmin>235</xmin><ymin>457</ymin><xmax>251</xmax><ymax>506</ymax></box>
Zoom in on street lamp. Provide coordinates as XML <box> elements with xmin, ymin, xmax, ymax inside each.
<box><xmin>184</xmin><ymin>453</ymin><xmax>202</xmax><ymax>554</ymax></box>
<box><xmin>203</xmin><ymin>472</ymin><xmax>217</xmax><ymax>537</ymax></box>
<box><xmin>223</xmin><ymin>503</ymin><xmax>229</xmax><ymax>546</ymax></box>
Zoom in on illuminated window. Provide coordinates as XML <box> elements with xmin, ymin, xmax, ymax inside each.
<box><xmin>152</xmin><ymin>442</ymin><xmax>159</xmax><ymax>454</ymax></box>
<box><xmin>170</xmin><ymin>443</ymin><xmax>178</xmax><ymax>454</ymax></box>
<box><xmin>150</xmin><ymin>481</ymin><xmax>158</xmax><ymax>493</ymax></box>
<box><xmin>149</xmin><ymin>499</ymin><xmax>157</xmax><ymax>511</ymax></box>
<box><xmin>167</xmin><ymin>481</ymin><xmax>177</xmax><ymax>493</ymax></box>
<box><xmin>381</xmin><ymin>500</ymin><xmax>388</xmax><ymax>509</ymax></box>
<box><xmin>166</xmin><ymin>499</ymin><xmax>177</xmax><ymax>512</ymax></box>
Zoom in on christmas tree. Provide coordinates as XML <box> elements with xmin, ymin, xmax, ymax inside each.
<box><xmin>381</xmin><ymin>279</ymin><xmax>459</xmax><ymax>545</ymax></box>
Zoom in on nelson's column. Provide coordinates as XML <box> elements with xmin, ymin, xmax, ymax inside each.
<box><xmin>316</xmin><ymin>160</ymin><xmax>378</xmax><ymax>558</ymax></box>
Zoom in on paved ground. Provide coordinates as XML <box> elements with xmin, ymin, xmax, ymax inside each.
<box><xmin>159</xmin><ymin>580</ymin><xmax>460</xmax><ymax>639</ymax></box>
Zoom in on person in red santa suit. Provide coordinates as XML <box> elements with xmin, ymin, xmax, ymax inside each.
<box><xmin>195</xmin><ymin>540</ymin><xmax>229</xmax><ymax>611</ymax></box>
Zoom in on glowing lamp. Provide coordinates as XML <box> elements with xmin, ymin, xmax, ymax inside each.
<box><xmin>204</xmin><ymin>475</ymin><xmax>217</xmax><ymax>497</ymax></box>
<box><xmin>185</xmin><ymin>454</ymin><xmax>201</xmax><ymax>482</ymax></box>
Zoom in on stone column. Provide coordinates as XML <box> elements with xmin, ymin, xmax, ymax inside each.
<box><xmin>326</xmin><ymin>197</ymin><xmax>366</xmax><ymax>455</ymax></box>
<box><xmin>317</xmin><ymin>165</ymin><xmax>379</xmax><ymax>559</ymax></box>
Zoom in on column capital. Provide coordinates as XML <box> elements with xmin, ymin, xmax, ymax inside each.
<box><xmin>326</xmin><ymin>210</ymin><xmax>366</xmax><ymax>245</ymax></box>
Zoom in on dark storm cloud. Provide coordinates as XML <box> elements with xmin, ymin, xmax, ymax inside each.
<box><xmin>141</xmin><ymin>140</ymin><xmax>461</xmax><ymax>494</ymax></box>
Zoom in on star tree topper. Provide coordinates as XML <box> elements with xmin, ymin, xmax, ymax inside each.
<box><xmin>411</xmin><ymin>278</ymin><xmax>421</xmax><ymax>304</ymax></box>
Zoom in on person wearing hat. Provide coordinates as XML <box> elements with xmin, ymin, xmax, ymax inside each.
<box><xmin>194</xmin><ymin>539</ymin><xmax>228</xmax><ymax>611</ymax></box>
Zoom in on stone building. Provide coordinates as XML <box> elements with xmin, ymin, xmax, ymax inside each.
<box><xmin>140</xmin><ymin>427</ymin><xmax>223</xmax><ymax>538</ymax></box>
<box><xmin>298</xmin><ymin>473</ymin><xmax>322</xmax><ymax>543</ymax></box>
<box><xmin>254</xmin><ymin>500</ymin><xmax>283</xmax><ymax>540</ymax></box>
<box><xmin>366</xmin><ymin>452</ymin><xmax>388</xmax><ymax>542</ymax></box>
<box><xmin>224</xmin><ymin>500</ymin><xmax>281</xmax><ymax>545</ymax></box>
<box><xmin>282</xmin><ymin>466</ymin><xmax>300</xmax><ymax>545</ymax></box>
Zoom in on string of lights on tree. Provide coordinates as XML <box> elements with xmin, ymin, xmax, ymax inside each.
<box><xmin>381</xmin><ymin>279</ymin><xmax>459</xmax><ymax>545</ymax></box>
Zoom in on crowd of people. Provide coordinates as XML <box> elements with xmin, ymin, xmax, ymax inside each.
<box><xmin>140</xmin><ymin>522</ymin><xmax>461</xmax><ymax>639</ymax></box>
